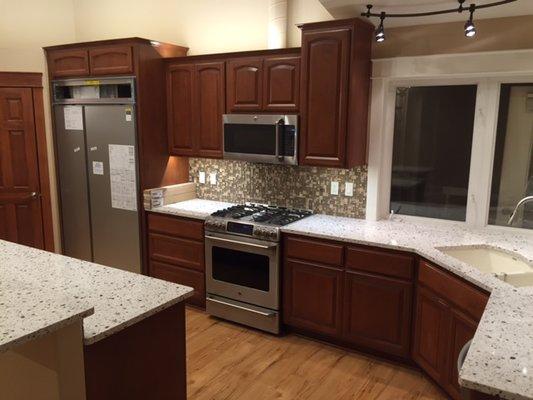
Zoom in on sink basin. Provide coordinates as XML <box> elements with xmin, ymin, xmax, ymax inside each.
<box><xmin>438</xmin><ymin>245</ymin><xmax>533</xmax><ymax>287</ymax></box>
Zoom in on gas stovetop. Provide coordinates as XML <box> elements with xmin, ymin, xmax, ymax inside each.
<box><xmin>205</xmin><ymin>203</ymin><xmax>312</xmax><ymax>241</ymax></box>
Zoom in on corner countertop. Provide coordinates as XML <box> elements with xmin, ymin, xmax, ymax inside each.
<box><xmin>0</xmin><ymin>239</ymin><xmax>194</xmax><ymax>351</ymax></box>
<box><xmin>148</xmin><ymin>198</ymin><xmax>533</xmax><ymax>400</ymax></box>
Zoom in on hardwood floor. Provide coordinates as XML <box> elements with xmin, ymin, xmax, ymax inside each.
<box><xmin>186</xmin><ymin>308</ymin><xmax>447</xmax><ymax>400</ymax></box>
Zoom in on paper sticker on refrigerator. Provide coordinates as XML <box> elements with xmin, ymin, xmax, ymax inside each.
<box><xmin>109</xmin><ymin>144</ymin><xmax>137</xmax><ymax>211</ymax></box>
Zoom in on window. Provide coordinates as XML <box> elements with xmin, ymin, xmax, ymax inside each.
<box><xmin>390</xmin><ymin>85</ymin><xmax>477</xmax><ymax>221</ymax></box>
<box><xmin>489</xmin><ymin>84</ymin><xmax>533</xmax><ymax>229</ymax></box>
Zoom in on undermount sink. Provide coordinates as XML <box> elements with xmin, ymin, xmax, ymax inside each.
<box><xmin>438</xmin><ymin>245</ymin><xmax>533</xmax><ymax>287</ymax></box>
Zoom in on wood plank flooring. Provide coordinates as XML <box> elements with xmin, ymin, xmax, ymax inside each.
<box><xmin>186</xmin><ymin>308</ymin><xmax>447</xmax><ymax>400</ymax></box>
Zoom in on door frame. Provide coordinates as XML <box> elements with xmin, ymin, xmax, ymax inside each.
<box><xmin>0</xmin><ymin>72</ymin><xmax>55</xmax><ymax>251</ymax></box>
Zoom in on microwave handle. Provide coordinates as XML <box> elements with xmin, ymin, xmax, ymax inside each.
<box><xmin>275</xmin><ymin>118</ymin><xmax>284</xmax><ymax>162</ymax></box>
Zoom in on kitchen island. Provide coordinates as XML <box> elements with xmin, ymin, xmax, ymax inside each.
<box><xmin>0</xmin><ymin>239</ymin><xmax>193</xmax><ymax>400</ymax></box>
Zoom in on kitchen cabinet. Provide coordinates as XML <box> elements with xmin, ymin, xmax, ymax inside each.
<box><xmin>283</xmin><ymin>235</ymin><xmax>414</xmax><ymax>358</ymax></box>
<box><xmin>412</xmin><ymin>260</ymin><xmax>489</xmax><ymax>400</ymax></box>
<box><xmin>283</xmin><ymin>259</ymin><xmax>343</xmax><ymax>337</ymax></box>
<box><xmin>226</xmin><ymin>53</ymin><xmax>300</xmax><ymax>113</ymax></box>
<box><xmin>88</xmin><ymin>45</ymin><xmax>133</xmax><ymax>75</ymax></box>
<box><xmin>299</xmin><ymin>18</ymin><xmax>373</xmax><ymax>168</ymax></box>
<box><xmin>167</xmin><ymin>61</ymin><xmax>225</xmax><ymax>158</ymax></box>
<box><xmin>147</xmin><ymin>213</ymin><xmax>206</xmax><ymax>308</ymax></box>
<box><xmin>47</xmin><ymin>49</ymin><xmax>90</xmax><ymax>78</ymax></box>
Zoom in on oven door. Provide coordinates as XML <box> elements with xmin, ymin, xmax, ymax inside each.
<box><xmin>223</xmin><ymin>114</ymin><xmax>297</xmax><ymax>165</ymax></box>
<box><xmin>205</xmin><ymin>232</ymin><xmax>279</xmax><ymax>310</ymax></box>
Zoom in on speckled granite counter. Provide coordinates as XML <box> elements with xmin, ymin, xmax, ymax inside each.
<box><xmin>0</xmin><ymin>240</ymin><xmax>194</xmax><ymax>350</ymax></box>
<box><xmin>149</xmin><ymin>199</ymin><xmax>533</xmax><ymax>399</ymax></box>
<box><xmin>148</xmin><ymin>198</ymin><xmax>234</xmax><ymax>220</ymax></box>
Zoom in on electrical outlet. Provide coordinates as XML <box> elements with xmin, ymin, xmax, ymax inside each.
<box><xmin>209</xmin><ymin>172</ymin><xmax>217</xmax><ymax>185</ymax></box>
<box><xmin>330</xmin><ymin>181</ymin><xmax>339</xmax><ymax>195</ymax></box>
<box><xmin>199</xmin><ymin>171</ymin><xmax>206</xmax><ymax>184</ymax></box>
<box><xmin>345</xmin><ymin>182</ymin><xmax>354</xmax><ymax>197</ymax></box>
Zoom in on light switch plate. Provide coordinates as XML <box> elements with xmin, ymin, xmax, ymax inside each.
<box><xmin>345</xmin><ymin>182</ymin><xmax>354</xmax><ymax>197</ymax></box>
<box><xmin>330</xmin><ymin>181</ymin><xmax>339</xmax><ymax>195</ymax></box>
<box><xmin>209</xmin><ymin>172</ymin><xmax>217</xmax><ymax>185</ymax></box>
<box><xmin>199</xmin><ymin>171</ymin><xmax>206</xmax><ymax>184</ymax></box>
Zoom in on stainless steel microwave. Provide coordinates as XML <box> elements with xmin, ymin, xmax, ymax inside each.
<box><xmin>223</xmin><ymin>114</ymin><xmax>298</xmax><ymax>165</ymax></box>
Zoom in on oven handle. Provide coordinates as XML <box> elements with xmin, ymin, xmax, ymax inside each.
<box><xmin>207</xmin><ymin>296</ymin><xmax>276</xmax><ymax>317</ymax></box>
<box><xmin>205</xmin><ymin>235</ymin><xmax>277</xmax><ymax>250</ymax></box>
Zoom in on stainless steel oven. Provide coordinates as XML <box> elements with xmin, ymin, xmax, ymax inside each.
<box><xmin>223</xmin><ymin>114</ymin><xmax>298</xmax><ymax>165</ymax></box>
<box><xmin>205</xmin><ymin>231</ymin><xmax>280</xmax><ymax>333</ymax></box>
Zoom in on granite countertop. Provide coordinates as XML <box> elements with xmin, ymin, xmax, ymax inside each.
<box><xmin>0</xmin><ymin>240</ymin><xmax>194</xmax><ymax>350</ymax></box>
<box><xmin>149</xmin><ymin>199</ymin><xmax>533</xmax><ymax>399</ymax></box>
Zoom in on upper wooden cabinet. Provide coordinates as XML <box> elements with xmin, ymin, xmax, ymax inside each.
<box><xmin>226</xmin><ymin>57</ymin><xmax>263</xmax><ymax>112</ymax></box>
<box><xmin>226</xmin><ymin>52</ymin><xmax>300</xmax><ymax>113</ymax></box>
<box><xmin>299</xmin><ymin>18</ymin><xmax>373</xmax><ymax>168</ymax></box>
<box><xmin>47</xmin><ymin>49</ymin><xmax>90</xmax><ymax>78</ymax></box>
<box><xmin>88</xmin><ymin>45</ymin><xmax>133</xmax><ymax>75</ymax></box>
<box><xmin>167</xmin><ymin>61</ymin><xmax>225</xmax><ymax>158</ymax></box>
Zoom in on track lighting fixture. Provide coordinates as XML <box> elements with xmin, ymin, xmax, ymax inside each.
<box><xmin>464</xmin><ymin>4</ymin><xmax>476</xmax><ymax>37</ymax></box>
<box><xmin>362</xmin><ymin>0</ymin><xmax>516</xmax><ymax>43</ymax></box>
<box><xmin>375</xmin><ymin>12</ymin><xmax>386</xmax><ymax>42</ymax></box>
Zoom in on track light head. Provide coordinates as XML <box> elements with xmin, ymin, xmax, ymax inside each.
<box><xmin>464</xmin><ymin>4</ymin><xmax>476</xmax><ymax>38</ymax></box>
<box><xmin>375</xmin><ymin>12</ymin><xmax>386</xmax><ymax>42</ymax></box>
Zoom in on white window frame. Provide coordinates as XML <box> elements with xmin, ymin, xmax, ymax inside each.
<box><xmin>366</xmin><ymin>49</ymin><xmax>533</xmax><ymax>234</ymax></box>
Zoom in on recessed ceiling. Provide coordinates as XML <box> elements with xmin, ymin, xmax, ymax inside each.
<box><xmin>319</xmin><ymin>0</ymin><xmax>533</xmax><ymax>27</ymax></box>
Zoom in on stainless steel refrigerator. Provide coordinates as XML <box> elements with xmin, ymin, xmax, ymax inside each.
<box><xmin>53</xmin><ymin>77</ymin><xmax>141</xmax><ymax>273</ymax></box>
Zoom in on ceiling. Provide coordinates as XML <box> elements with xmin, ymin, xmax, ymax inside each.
<box><xmin>319</xmin><ymin>0</ymin><xmax>533</xmax><ymax>27</ymax></box>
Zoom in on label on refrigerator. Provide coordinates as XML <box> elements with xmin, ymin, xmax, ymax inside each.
<box><xmin>64</xmin><ymin>106</ymin><xmax>84</xmax><ymax>130</ymax></box>
<box><xmin>92</xmin><ymin>161</ymin><xmax>104</xmax><ymax>175</ymax></box>
<box><xmin>109</xmin><ymin>144</ymin><xmax>137</xmax><ymax>211</ymax></box>
<box><xmin>125</xmin><ymin>107</ymin><xmax>132</xmax><ymax>122</ymax></box>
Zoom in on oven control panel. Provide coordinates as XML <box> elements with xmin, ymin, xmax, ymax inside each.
<box><xmin>205</xmin><ymin>217</ymin><xmax>280</xmax><ymax>242</ymax></box>
<box><xmin>227</xmin><ymin>222</ymin><xmax>254</xmax><ymax>236</ymax></box>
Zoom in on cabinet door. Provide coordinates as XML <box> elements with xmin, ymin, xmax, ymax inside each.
<box><xmin>47</xmin><ymin>49</ymin><xmax>89</xmax><ymax>78</ymax></box>
<box><xmin>150</xmin><ymin>260</ymin><xmax>205</xmax><ymax>308</ymax></box>
<box><xmin>343</xmin><ymin>271</ymin><xmax>413</xmax><ymax>358</ymax></box>
<box><xmin>195</xmin><ymin>62</ymin><xmax>225</xmax><ymax>158</ymax></box>
<box><xmin>167</xmin><ymin>64</ymin><xmax>195</xmax><ymax>156</ymax></box>
<box><xmin>89</xmin><ymin>45</ymin><xmax>133</xmax><ymax>75</ymax></box>
<box><xmin>412</xmin><ymin>286</ymin><xmax>451</xmax><ymax>385</ymax></box>
<box><xmin>263</xmin><ymin>56</ymin><xmax>300</xmax><ymax>112</ymax></box>
<box><xmin>299</xmin><ymin>28</ymin><xmax>350</xmax><ymax>167</ymax></box>
<box><xmin>226</xmin><ymin>58</ymin><xmax>263</xmax><ymax>112</ymax></box>
<box><xmin>445</xmin><ymin>309</ymin><xmax>478</xmax><ymax>400</ymax></box>
<box><xmin>283</xmin><ymin>259</ymin><xmax>343</xmax><ymax>337</ymax></box>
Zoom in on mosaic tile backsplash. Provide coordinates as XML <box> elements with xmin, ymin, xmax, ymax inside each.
<box><xmin>189</xmin><ymin>158</ymin><xmax>367</xmax><ymax>218</ymax></box>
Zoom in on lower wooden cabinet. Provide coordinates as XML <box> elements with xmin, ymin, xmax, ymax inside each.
<box><xmin>283</xmin><ymin>259</ymin><xmax>343</xmax><ymax>337</ymax></box>
<box><xmin>343</xmin><ymin>271</ymin><xmax>413</xmax><ymax>358</ymax></box>
<box><xmin>147</xmin><ymin>213</ymin><xmax>206</xmax><ymax>308</ymax></box>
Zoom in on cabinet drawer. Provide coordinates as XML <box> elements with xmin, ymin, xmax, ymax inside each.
<box><xmin>149</xmin><ymin>233</ymin><xmax>204</xmax><ymax>271</ymax></box>
<box><xmin>47</xmin><ymin>49</ymin><xmax>89</xmax><ymax>77</ymax></box>
<box><xmin>150</xmin><ymin>260</ymin><xmax>205</xmax><ymax>308</ymax></box>
<box><xmin>346</xmin><ymin>246</ymin><xmax>414</xmax><ymax>280</ymax></box>
<box><xmin>418</xmin><ymin>260</ymin><xmax>488</xmax><ymax>320</ymax></box>
<box><xmin>284</xmin><ymin>236</ymin><xmax>343</xmax><ymax>267</ymax></box>
<box><xmin>147</xmin><ymin>213</ymin><xmax>204</xmax><ymax>240</ymax></box>
<box><xmin>89</xmin><ymin>45</ymin><xmax>133</xmax><ymax>75</ymax></box>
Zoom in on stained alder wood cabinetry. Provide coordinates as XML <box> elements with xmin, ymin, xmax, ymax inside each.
<box><xmin>299</xmin><ymin>18</ymin><xmax>373</xmax><ymax>168</ymax></box>
<box><xmin>283</xmin><ymin>235</ymin><xmax>414</xmax><ymax>359</ymax></box>
<box><xmin>413</xmin><ymin>260</ymin><xmax>489</xmax><ymax>400</ymax></box>
<box><xmin>147</xmin><ymin>213</ymin><xmax>206</xmax><ymax>308</ymax></box>
<box><xmin>226</xmin><ymin>54</ymin><xmax>300</xmax><ymax>112</ymax></box>
<box><xmin>167</xmin><ymin>61</ymin><xmax>225</xmax><ymax>157</ymax></box>
<box><xmin>47</xmin><ymin>45</ymin><xmax>133</xmax><ymax>77</ymax></box>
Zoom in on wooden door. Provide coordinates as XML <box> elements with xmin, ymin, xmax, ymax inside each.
<box><xmin>226</xmin><ymin>58</ymin><xmax>263</xmax><ymax>112</ymax></box>
<box><xmin>343</xmin><ymin>271</ymin><xmax>413</xmax><ymax>358</ymax></box>
<box><xmin>299</xmin><ymin>28</ymin><xmax>350</xmax><ymax>167</ymax></box>
<box><xmin>283</xmin><ymin>259</ymin><xmax>343</xmax><ymax>337</ymax></box>
<box><xmin>0</xmin><ymin>88</ymin><xmax>44</xmax><ymax>248</ymax></box>
<box><xmin>412</xmin><ymin>286</ymin><xmax>451</xmax><ymax>385</ymax></box>
<box><xmin>195</xmin><ymin>62</ymin><xmax>224</xmax><ymax>158</ymax></box>
<box><xmin>89</xmin><ymin>45</ymin><xmax>133</xmax><ymax>75</ymax></box>
<box><xmin>47</xmin><ymin>49</ymin><xmax>89</xmax><ymax>78</ymax></box>
<box><xmin>445</xmin><ymin>308</ymin><xmax>478</xmax><ymax>400</ymax></box>
<box><xmin>263</xmin><ymin>56</ymin><xmax>300</xmax><ymax>112</ymax></box>
<box><xmin>167</xmin><ymin>64</ymin><xmax>195</xmax><ymax>156</ymax></box>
